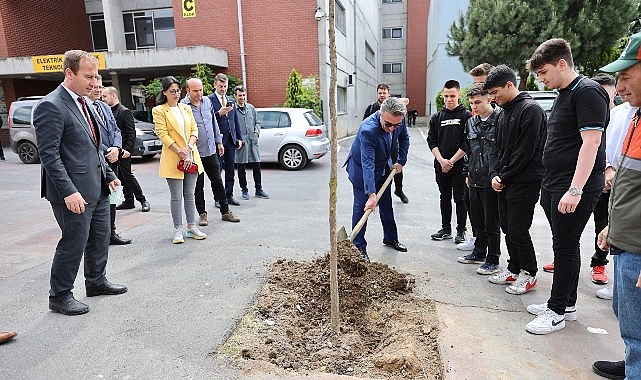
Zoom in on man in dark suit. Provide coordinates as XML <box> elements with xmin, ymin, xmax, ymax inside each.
<box><xmin>208</xmin><ymin>73</ymin><xmax>243</xmax><ymax>205</ymax></box>
<box><xmin>346</xmin><ymin>97</ymin><xmax>410</xmax><ymax>261</ymax></box>
<box><xmin>87</xmin><ymin>76</ymin><xmax>131</xmax><ymax>245</ymax></box>
<box><xmin>102</xmin><ymin>86</ymin><xmax>150</xmax><ymax>213</ymax></box>
<box><xmin>33</xmin><ymin>50</ymin><xmax>127</xmax><ymax>316</ymax></box>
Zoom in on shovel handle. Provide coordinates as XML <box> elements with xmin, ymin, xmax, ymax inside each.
<box><xmin>349</xmin><ymin>168</ymin><xmax>398</xmax><ymax>242</ymax></box>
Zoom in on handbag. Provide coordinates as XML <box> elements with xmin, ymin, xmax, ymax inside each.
<box><xmin>177</xmin><ymin>160</ymin><xmax>198</xmax><ymax>174</ymax></box>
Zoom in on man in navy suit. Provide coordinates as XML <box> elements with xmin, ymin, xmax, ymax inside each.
<box><xmin>345</xmin><ymin>97</ymin><xmax>410</xmax><ymax>261</ymax></box>
<box><xmin>209</xmin><ymin>73</ymin><xmax>243</xmax><ymax>205</ymax></box>
<box><xmin>34</xmin><ymin>50</ymin><xmax>127</xmax><ymax>316</ymax></box>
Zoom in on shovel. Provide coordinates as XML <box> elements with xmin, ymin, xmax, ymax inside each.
<box><xmin>338</xmin><ymin>168</ymin><xmax>398</xmax><ymax>242</ymax></box>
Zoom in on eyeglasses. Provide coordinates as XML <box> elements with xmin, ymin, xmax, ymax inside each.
<box><xmin>167</xmin><ymin>89</ymin><xmax>181</xmax><ymax>95</ymax></box>
<box><xmin>383</xmin><ymin>120</ymin><xmax>402</xmax><ymax>128</ymax></box>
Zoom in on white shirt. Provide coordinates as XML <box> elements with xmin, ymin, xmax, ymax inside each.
<box><xmin>606</xmin><ymin>102</ymin><xmax>638</xmax><ymax>170</ymax></box>
<box><xmin>169</xmin><ymin>105</ymin><xmax>186</xmax><ymax>140</ymax></box>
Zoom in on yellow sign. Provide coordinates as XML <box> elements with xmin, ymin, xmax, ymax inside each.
<box><xmin>183</xmin><ymin>0</ymin><xmax>196</xmax><ymax>18</ymax></box>
<box><xmin>32</xmin><ymin>52</ymin><xmax>106</xmax><ymax>73</ymax></box>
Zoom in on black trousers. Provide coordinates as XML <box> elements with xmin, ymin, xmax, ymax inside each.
<box><xmin>540</xmin><ymin>188</ymin><xmax>600</xmax><ymax>315</ymax></box>
<box><xmin>196</xmin><ymin>154</ymin><xmax>229</xmax><ymax>215</ymax></box>
<box><xmin>590</xmin><ymin>191</ymin><xmax>610</xmax><ymax>267</ymax></box>
<box><xmin>435</xmin><ymin>170</ymin><xmax>467</xmax><ymax>232</ymax></box>
<box><xmin>391</xmin><ymin>143</ymin><xmax>403</xmax><ymax>192</ymax></box>
<box><xmin>108</xmin><ymin>161</ymin><xmax>119</xmax><ymax>235</ymax></box>
<box><xmin>238</xmin><ymin>162</ymin><xmax>263</xmax><ymax>192</ymax></box>
<box><xmin>469</xmin><ymin>186</ymin><xmax>501</xmax><ymax>264</ymax></box>
<box><xmin>217</xmin><ymin>140</ymin><xmax>237</xmax><ymax>200</ymax></box>
<box><xmin>498</xmin><ymin>183</ymin><xmax>540</xmax><ymax>276</ymax></box>
<box><xmin>118</xmin><ymin>156</ymin><xmax>147</xmax><ymax>204</ymax></box>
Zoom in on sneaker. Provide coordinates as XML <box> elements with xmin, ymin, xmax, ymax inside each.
<box><xmin>476</xmin><ymin>262</ymin><xmax>500</xmax><ymax>275</ymax></box>
<box><xmin>489</xmin><ymin>269</ymin><xmax>518</xmax><ymax>284</ymax></box>
<box><xmin>185</xmin><ymin>227</ymin><xmax>207</xmax><ymax>240</ymax></box>
<box><xmin>526</xmin><ymin>303</ymin><xmax>577</xmax><ymax>321</ymax></box>
<box><xmin>458</xmin><ymin>252</ymin><xmax>485</xmax><ymax>264</ymax></box>
<box><xmin>241</xmin><ymin>190</ymin><xmax>249</xmax><ymax>200</ymax></box>
<box><xmin>221</xmin><ymin>211</ymin><xmax>240</xmax><ymax>223</ymax></box>
<box><xmin>543</xmin><ymin>262</ymin><xmax>554</xmax><ymax>273</ymax></box>
<box><xmin>526</xmin><ymin>308</ymin><xmax>565</xmax><ymax>335</ymax></box>
<box><xmin>255</xmin><ymin>189</ymin><xmax>270</xmax><ymax>199</ymax></box>
<box><xmin>596</xmin><ymin>286</ymin><xmax>614</xmax><ymax>300</ymax></box>
<box><xmin>506</xmin><ymin>271</ymin><xmax>537</xmax><ymax>295</ymax></box>
<box><xmin>431</xmin><ymin>229</ymin><xmax>452</xmax><ymax>240</ymax></box>
<box><xmin>456</xmin><ymin>236</ymin><xmax>476</xmax><ymax>251</ymax></box>
<box><xmin>592</xmin><ymin>360</ymin><xmax>625</xmax><ymax>380</ymax></box>
<box><xmin>454</xmin><ymin>231</ymin><xmax>466</xmax><ymax>244</ymax></box>
<box><xmin>198</xmin><ymin>212</ymin><xmax>208</xmax><ymax>226</ymax></box>
<box><xmin>172</xmin><ymin>229</ymin><xmax>184</xmax><ymax>244</ymax></box>
<box><xmin>592</xmin><ymin>265</ymin><xmax>608</xmax><ymax>284</ymax></box>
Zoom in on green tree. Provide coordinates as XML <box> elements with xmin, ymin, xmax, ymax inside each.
<box><xmin>139</xmin><ymin>78</ymin><xmax>163</xmax><ymax>104</ymax></box>
<box><xmin>299</xmin><ymin>76</ymin><xmax>322</xmax><ymax>116</ymax></box>
<box><xmin>525</xmin><ymin>73</ymin><xmax>539</xmax><ymax>91</ymax></box>
<box><xmin>435</xmin><ymin>87</ymin><xmax>470</xmax><ymax>112</ymax></box>
<box><xmin>191</xmin><ymin>63</ymin><xmax>215</xmax><ymax>95</ymax></box>
<box><xmin>284</xmin><ymin>69</ymin><xmax>304</xmax><ymax>108</ymax></box>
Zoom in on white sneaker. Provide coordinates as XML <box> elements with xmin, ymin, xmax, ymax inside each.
<box><xmin>185</xmin><ymin>227</ymin><xmax>207</xmax><ymax>240</ymax></box>
<box><xmin>596</xmin><ymin>287</ymin><xmax>613</xmax><ymax>300</ymax></box>
<box><xmin>506</xmin><ymin>271</ymin><xmax>537</xmax><ymax>295</ymax></box>
<box><xmin>526</xmin><ymin>308</ymin><xmax>565</xmax><ymax>334</ymax></box>
<box><xmin>172</xmin><ymin>229</ymin><xmax>184</xmax><ymax>244</ymax></box>
<box><xmin>488</xmin><ymin>269</ymin><xmax>519</xmax><ymax>284</ymax></box>
<box><xmin>456</xmin><ymin>236</ymin><xmax>476</xmax><ymax>251</ymax></box>
<box><xmin>526</xmin><ymin>303</ymin><xmax>577</xmax><ymax>321</ymax></box>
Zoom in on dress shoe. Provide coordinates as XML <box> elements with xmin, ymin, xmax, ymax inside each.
<box><xmin>357</xmin><ymin>247</ymin><xmax>370</xmax><ymax>262</ymax></box>
<box><xmin>0</xmin><ymin>331</ymin><xmax>17</xmax><ymax>344</ymax></box>
<box><xmin>116</xmin><ymin>202</ymin><xmax>135</xmax><ymax>210</ymax></box>
<box><xmin>227</xmin><ymin>197</ymin><xmax>241</xmax><ymax>206</ymax></box>
<box><xmin>86</xmin><ymin>280</ymin><xmax>128</xmax><ymax>297</ymax></box>
<box><xmin>49</xmin><ymin>297</ymin><xmax>90</xmax><ymax>315</ymax></box>
<box><xmin>383</xmin><ymin>240</ymin><xmax>408</xmax><ymax>252</ymax></box>
<box><xmin>592</xmin><ymin>360</ymin><xmax>625</xmax><ymax>380</ymax></box>
<box><xmin>110</xmin><ymin>233</ymin><xmax>132</xmax><ymax>245</ymax></box>
<box><xmin>394</xmin><ymin>189</ymin><xmax>409</xmax><ymax>204</ymax></box>
<box><xmin>141</xmin><ymin>201</ymin><xmax>151</xmax><ymax>212</ymax></box>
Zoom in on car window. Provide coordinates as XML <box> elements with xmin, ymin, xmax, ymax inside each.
<box><xmin>278</xmin><ymin>112</ymin><xmax>291</xmax><ymax>128</ymax></box>
<box><xmin>257</xmin><ymin>111</ymin><xmax>290</xmax><ymax>129</ymax></box>
<box><xmin>12</xmin><ymin>106</ymin><xmax>33</xmax><ymax>125</ymax></box>
<box><xmin>303</xmin><ymin>111</ymin><xmax>322</xmax><ymax>126</ymax></box>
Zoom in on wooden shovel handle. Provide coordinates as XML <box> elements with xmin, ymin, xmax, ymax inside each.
<box><xmin>349</xmin><ymin>168</ymin><xmax>398</xmax><ymax>242</ymax></box>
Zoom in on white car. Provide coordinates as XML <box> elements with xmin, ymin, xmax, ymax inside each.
<box><xmin>255</xmin><ymin>108</ymin><xmax>330</xmax><ymax>170</ymax></box>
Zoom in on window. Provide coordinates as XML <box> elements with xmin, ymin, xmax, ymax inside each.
<box><xmin>365</xmin><ymin>42</ymin><xmax>375</xmax><ymax>66</ymax></box>
<box><xmin>335</xmin><ymin>1</ymin><xmax>346</xmax><ymax>35</ymax></box>
<box><xmin>304</xmin><ymin>111</ymin><xmax>323</xmax><ymax>126</ymax></box>
<box><xmin>337</xmin><ymin>86</ymin><xmax>347</xmax><ymax>113</ymax></box>
<box><xmin>383</xmin><ymin>63</ymin><xmax>403</xmax><ymax>73</ymax></box>
<box><xmin>256</xmin><ymin>111</ymin><xmax>291</xmax><ymax>129</ymax></box>
<box><xmin>90</xmin><ymin>15</ymin><xmax>108</xmax><ymax>51</ymax></box>
<box><xmin>11</xmin><ymin>106</ymin><xmax>32</xmax><ymax>125</ymax></box>
<box><xmin>382</xmin><ymin>27</ymin><xmax>403</xmax><ymax>39</ymax></box>
<box><xmin>90</xmin><ymin>8</ymin><xmax>176</xmax><ymax>51</ymax></box>
<box><xmin>382</xmin><ymin>0</ymin><xmax>402</xmax><ymax>3</ymax></box>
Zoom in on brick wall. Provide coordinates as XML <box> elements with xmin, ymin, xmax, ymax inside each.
<box><xmin>407</xmin><ymin>0</ymin><xmax>429</xmax><ymax>116</ymax></box>
<box><xmin>173</xmin><ymin>0</ymin><xmax>319</xmax><ymax>108</ymax></box>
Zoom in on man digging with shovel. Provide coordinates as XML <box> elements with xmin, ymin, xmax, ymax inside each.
<box><xmin>344</xmin><ymin>97</ymin><xmax>410</xmax><ymax>262</ymax></box>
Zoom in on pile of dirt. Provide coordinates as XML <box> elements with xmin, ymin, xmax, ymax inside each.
<box><xmin>219</xmin><ymin>241</ymin><xmax>442</xmax><ymax>379</ymax></box>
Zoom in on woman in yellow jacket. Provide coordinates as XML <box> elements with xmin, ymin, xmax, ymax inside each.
<box><xmin>153</xmin><ymin>76</ymin><xmax>206</xmax><ymax>244</ymax></box>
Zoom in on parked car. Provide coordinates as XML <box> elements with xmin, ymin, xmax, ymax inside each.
<box><xmin>255</xmin><ymin>108</ymin><xmax>330</xmax><ymax>170</ymax></box>
<box><xmin>8</xmin><ymin>96</ymin><xmax>160</xmax><ymax>163</ymax></box>
<box><xmin>527</xmin><ymin>91</ymin><xmax>558</xmax><ymax>117</ymax></box>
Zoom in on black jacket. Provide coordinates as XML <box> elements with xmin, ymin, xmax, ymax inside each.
<box><xmin>464</xmin><ymin>108</ymin><xmax>501</xmax><ymax>188</ymax></box>
<box><xmin>110</xmin><ymin>103</ymin><xmax>136</xmax><ymax>152</ymax></box>
<box><xmin>363</xmin><ymin>101</ymin><xmax>381</xmax><ymax>120</ymax></box>
<box><xmin>488</xmin><ymin>92</ymin><xmax>546</xmax><ymax>185</ymax></box>
<box><xmin>427</xmin><ymin>104</ymin><xmax>471</xmax><ymax>172</ymax></box>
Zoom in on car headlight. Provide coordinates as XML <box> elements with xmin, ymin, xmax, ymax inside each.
<box><xmin>135</xmin><ymin>127</ymin><xmax>144</xmax><ymax>136</ymax></box>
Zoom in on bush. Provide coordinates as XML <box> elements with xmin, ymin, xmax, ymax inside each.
<box><xmin>435</xmin><ymin>87</ymin><xmax>470</xmax><ymax>113</ymax></box>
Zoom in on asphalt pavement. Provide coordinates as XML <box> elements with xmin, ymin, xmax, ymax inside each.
<box><xmin>0</xmin><ymin>127</ymin><xmax>624</xmax><ymax>379</ymax></box>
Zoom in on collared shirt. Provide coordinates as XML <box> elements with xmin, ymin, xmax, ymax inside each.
<box><xmin>181</xmin><ymin>95</ymin><xmax>221</xmax><ymax>157</ymax></box>
<box><xmin>61</xmin><ymin>83</ymin><xmax>86</xmax><ymax>118</ymax></box>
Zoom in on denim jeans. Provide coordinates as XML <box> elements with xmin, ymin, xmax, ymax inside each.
<box><xmin>540</xmin><ymin>188</ymin><xmax>600</xmax><ymax>315</ymax></box>
<box><xmin>435</xmin><ymin>171</ymin><xmax>467</xmax><ymax>233</ymax></box>
<box><xmin>612</xmin><ymin>251</ymin><xmax>641</xmax><ymax>379</ymax></box>
<box><xmin>468</xmin><ymin>186</ymin><xmax>501</xmax><ymax>264</ymax></box>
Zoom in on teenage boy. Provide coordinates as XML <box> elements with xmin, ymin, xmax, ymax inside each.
<box><xmin>483</xmin><ymin>65</ymin><xmax>546</xmax><ymax>295</ymax></box>
<box><xmin>524</xmin><ymin>38</ymin><xmax>609</xmax><ymax>335</ymax></box>
<box><xmin>427</xmin><ymin>80</ymin><xmax>471</xmax><ymax>243</ymax></box>
<box><xmin>457</xmin><ymin>83</ymin><xmax>502</xmax><ymax>275</ymax></box>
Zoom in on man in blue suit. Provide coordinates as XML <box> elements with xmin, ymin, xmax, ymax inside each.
<box><xmin>209</xmin><ymin>73</ymin><xmax>244</xmax><ymax>206</ymax></box>
<box><xmin>345</xmin><ymin>97</ymin><xmax>410</xmax><ymax>261</ymax></box>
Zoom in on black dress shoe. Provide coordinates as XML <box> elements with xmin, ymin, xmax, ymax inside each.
<box><xmin>141</xmin><ymin>201</ymin><xmax>150</xmax><ymax>212</ymax></box>
<box><xmin>593</xmin><ymin>360</ymin><xmax>625</xmax><ymax>380</ymax></box>
<box><xmin>49</xmin><ymin>297</ymin><xmax>89</xmax><ymax>315</ymax></box>
<box><xmin>357</xmin><ymin>247</ymin><xmax>370</xmax><ymax>262</ymax></box>
<box><xmin>227</xmin><ymin>197</ymin><xmax>241</xmax><ymax>206</ymax></box>
<box><xmin>110</xmin><ymin>234</ymin><xmax>132</xmax><ymax>245</ymax></box>
<box><xmin>116</xmin><ymin>202</ymin><xmax>135</xmax><ymax>210</ymax></box>
<box><xmin>383</xmin><ymin>240</ymin><xmax>408</xmax><ymax>252</ymax></box>
<box><xmin>86</xmin><ymin>281</ymin><xmax>128</xmax><ymax>297</ymax></box>
<box><xmin>394</xmin><ymin>189</ymin><xmax>409</xmax><ymax>204</ymax></box>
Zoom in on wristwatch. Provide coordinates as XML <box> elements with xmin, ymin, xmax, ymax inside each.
<box><xmin>187</xmin><ymin>143</ymin><xmax>194</xmax><ymax>151</ymax></box>
<box><xmin>568</xmin><ymin>186</ymin><xmax>583</xmax><ymax>196</ymax></box>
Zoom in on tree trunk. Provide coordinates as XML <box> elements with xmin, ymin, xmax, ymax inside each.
<box><xmin>518</xmin><ymin>66</ymin><xmax>528</xmax><ymax>91</ymax></box>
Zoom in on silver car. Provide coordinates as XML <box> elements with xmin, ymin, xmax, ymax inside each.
<box><xmin>255</xmin><ymin>108</ymin><xmax>330</xmax><ymax>170</ymax></box>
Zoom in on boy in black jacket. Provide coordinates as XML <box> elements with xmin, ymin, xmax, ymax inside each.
<box><xmin>483</xmin><ymin>65</ymin><xmax>547</xmax><ymax>296</ymax></box>
<box><xmin>427</xmin><ymin>80</ymin><xmax>471</xmax><ymax>243</ymax></box>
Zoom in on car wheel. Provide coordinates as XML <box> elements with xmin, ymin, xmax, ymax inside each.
<box><xmin>278</xmin><ymin>144</ymin><xmax>307</xmax><ymax>170</ymax></box>
<box><xmin>17</xmin><ymin>141</ymin><xmax>39</xmax><ymax>164</ymax></box>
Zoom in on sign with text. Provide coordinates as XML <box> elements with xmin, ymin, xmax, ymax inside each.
<box><xmin>183</xmin><ymin>0</ymin><xmax>196</xmax><ymax>18</ymax></box>
<box><xmin>32</xmin><ymin>53</ymin><xmax>106</xmax><ymax>73</ymax></box>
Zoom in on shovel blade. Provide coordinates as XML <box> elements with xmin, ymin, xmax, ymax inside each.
<box><xmin>337</xmin><ymin>226</ymin><xmax>348</xmax><ymax>241</ymax></box>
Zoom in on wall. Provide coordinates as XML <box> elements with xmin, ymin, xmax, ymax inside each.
<box><xmin>380</xmin><ymin>0</ymin><xmax>406</xmax><ymax>98</ymax></box>
<box><xmin>406</xmin><ymin>0</ymin><xmax>429</xmax><ymax>116</ymax></box>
